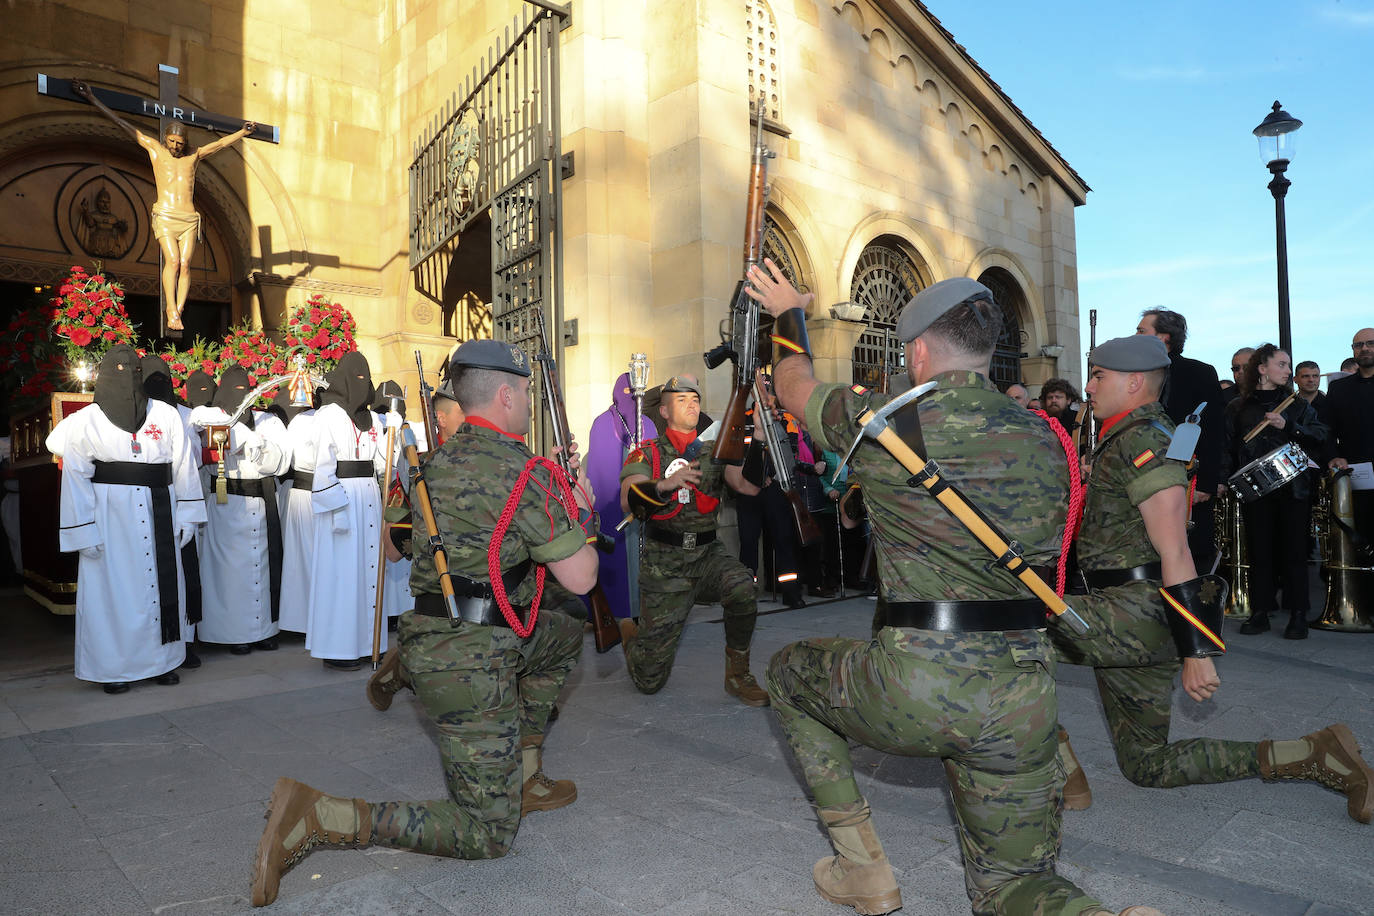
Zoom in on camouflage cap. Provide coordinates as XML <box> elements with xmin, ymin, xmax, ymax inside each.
<box><xmin>895</xmin><ymin>277</ymin><xmax>995</xmax><ymax>343</ymax></box>
<box><xmin>1091</xmin><ymin>335</ymin><xmax>1170</xmax><ymax>372</ymax></box>
<box><xmin>450</xmin><ymin>339</ymin><xmax>531</xmax><ymax>378</ymax></box>
<box><xmin>661</xmin><ymin>374</ymin><xmax>700</xmax><ymax>396</ymax></box>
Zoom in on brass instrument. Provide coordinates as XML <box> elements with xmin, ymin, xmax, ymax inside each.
<box><xmin>1212</xmin><ymin>490</ymin><xmax>1251</xmax><ymax>619</ymax></box>
<box><xmin>1311</xmin><ymin>471</ymin><xmax>1374</xmax><ymax>632</ymax></box>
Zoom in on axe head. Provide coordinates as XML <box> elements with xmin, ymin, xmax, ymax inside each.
<box><xmin>834</xmin><ymin>379</ymin><xmax>939</xmax><ymax>481</ymax></box>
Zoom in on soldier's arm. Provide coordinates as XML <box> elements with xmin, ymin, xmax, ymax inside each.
<box><xmin>723</xmin><ymin>463</ymin><xmax>759</xmax><ymax>496</ymax></box>
<box><xmin>197</xmin><ymin>122</ymin><xmax>256</xmax><ymax>159</ymax></box>
<box><xmin>1137</xmin><ymin>485</ymin><xmax>1197</xmax><ymax>587</ymax></box>
<box><xmin>547</xmin><ymin>544</ymin><xmax>598</xmax><ymax>596</ymax></box>
<box><xmin>745</xmin><ymin>259</ymin><xmax>820</xmax><ymax>419</ymax></box>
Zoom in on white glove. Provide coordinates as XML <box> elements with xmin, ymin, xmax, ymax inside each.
<box><xmin>190</xmin><ymin>406</ymin><xmax>233</xmax><ymax>429</ymax></box>
<box><xmin>79</xmin><ymin>544</ymin><xmax>103</xmax><ymax>560</ymax></box>
<box><xmin>386</xmin><ymin>410</ymin><xmax>405</xmax><ymax>430</ymax></box>
<box><xmin>177</xmin><ymin>526</ymin><xmax>195</xmax><ymax>549</ymax></box>
<box><xmin>237</xmin><ymin>429</ymin><xmax>265</xmax><ymax>462</ymax></box>
<box><xmin>331</xmin><ymin>508</ymin><xmax>350</xmax><ymax>534</ymax></box>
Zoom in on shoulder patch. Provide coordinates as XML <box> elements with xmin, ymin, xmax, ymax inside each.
<box><xmin>850</xmin><ymin>384</ymin><xmax>869</xmax><ymax>395</ymax></box>
<box><xmin>1132</xmin><ymin>449</ymin><xmax>1156</xmax><ymax>468</ymax></box>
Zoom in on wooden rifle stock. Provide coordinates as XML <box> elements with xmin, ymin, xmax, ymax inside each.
<box><xmin>711</xmin><ymin>382</ymin><xmax>752</xmax><ymax>464</ymax></box>
<box><xmin>401</xmin><ymin>428</ymin><xmax>462</xmax><ymax>624</ymax></box>
<box><xmin>783</xmin><ymin>488</ymin><xmax>822</xmax><ymax>546</ymax></box>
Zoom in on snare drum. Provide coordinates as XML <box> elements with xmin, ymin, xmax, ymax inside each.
<box><xmin>1227</xmin><ymin>442</ymin><xmax>1311</xmax><ymax>503</ymax></box>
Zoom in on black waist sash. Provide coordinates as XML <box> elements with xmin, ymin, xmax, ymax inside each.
<box><xmin>223</xmin><ymin>475</ymin><xmax>284</xmax><ymax>623</ymax></box>
<box><xmin>291</xmin><ymin>470</ymin><xmax>314</xmax><ymax>490</ymax></box>
<box><xmin>92</xmin><ymin>461</ymin><xmax>180</xmax><ymax>644</ymax></box>
<box><xmin>336</xmin><ymin>460</ymin><xmax>374</xmax><ymax>479</ymax></box>
<box><xmin>181</xmin><ymin>538</ymin><xmax>202</xmax><ymax>626</ymax></box>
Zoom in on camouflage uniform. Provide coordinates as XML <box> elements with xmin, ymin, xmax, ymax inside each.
<box><xmin>1050</xmin><ymin>402</ymin><xmax>1260</xmax><ymax>786</ymax></box>
<box><xmin>370</xmin><ymin>422</ymin><xmax>585</xmax><ymax>858</ymax></box>
<box><xmin>620</xmin><ymin>433</ymin><xmax>757</xmax><ymax>693</ymax></box>
<box><xmin>768</xmin><ymin>371</ymin><xmax>1107</xmax><ymax>915</ymax></box>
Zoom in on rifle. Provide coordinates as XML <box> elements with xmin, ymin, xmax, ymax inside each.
<box><xmin>372</xmin><ymin>388</ymin><xmax>403</xmax><ymax>669</ymax></box>
<box><xmin>414</xmin><ymin>350</ymin><xmax>439</xmax><ymax>452</ymax></box>
<box><xmin>533</xmin><ymin>310</ymin><xmax>622</xmax><ymax>653</ymax></box>
<box><xmin>751</xmin><ymin>375</ymin><xmax>821</xmax><ymax>546</ymax></box>
<box><xmin>704</xmin><ymin>110</ymin><xmax>773</xmax><ymax>464</ymax></box>
<box><xmin>1074</xmin><ymin>309</ymin><xmax>1097</xmax><ymax>453</ymax></box>
<box><xmin>399</xmin><ymin>424</ymin><xmax>462</xmax><ymax>625</ymax></box>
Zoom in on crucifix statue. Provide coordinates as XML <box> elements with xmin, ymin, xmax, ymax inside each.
<box><xmin>39</xmin><ymin>67</ymin><xmax>278</xmax><ymax>336</ymax></box>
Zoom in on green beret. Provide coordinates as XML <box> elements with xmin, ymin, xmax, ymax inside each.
<box><xmin>450</xmin><ymin>339</ymin><xmax>532</xmax><ymax>378</ymax></box>
<box><xmin>895</xmin><ymin>277</ymin><xmax>995</xmax><ymax>343</ymax></box>
<box><xmin>1090</xmin><ymin>335</ymin><xmax>1171</xmax><ymax>371</ymax></box>
<box><xmin>661</xmin><ymin>375</ymin><xmax>701</xmax><ymax>396</ymax></box>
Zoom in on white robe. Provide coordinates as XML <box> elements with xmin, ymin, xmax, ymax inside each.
<box><xmin>46</xmin><ymin>400</ymin><xmax>206</xmax><ymax>683</ymax></box>
<box><xmin>276</xmin><ymin>411</ymin><xmax>318</xmax><ymax>634</ymax></box>
<box><xmin>305</xmin><ymin>404</ymin><xmax>385</xmax><ymax>660</ymax></box>
<box><xmin>174</xmin><ymin>402</ymin><xmax>203</xmax><ymax>644</ymax></box>
<box><xmin>197</xmin><ymin>412</ymin><xmax>291</xmax><ymax>645</ymax></box>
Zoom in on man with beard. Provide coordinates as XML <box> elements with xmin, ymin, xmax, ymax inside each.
<box><xmin>1039</xmin><ymin>378</ymin><xmax>1081</xmax><ymax>437</ymax></box>
<box><xmin>305</xmin><ymin>352</ymin><xmax>386</xmax><ymax>670</ymax></box>
<box><xmin>266</xmin><ymin>384</ymin><xmax>317</xmax><ymax>637</ymax></box>
<box><xmin>1326</xmin><ymin>328</ymin><xmax>1374</xmax><ymax>542</ymax></box>
<box><xmin>46</xmin><ymin>346</ymin><xmax>205</xmax><ymax>692</ymax></box>
<box><xmin>195</xmin><ymin>366</ymin><xmax>291</xmax><ymax>655</ymax></box>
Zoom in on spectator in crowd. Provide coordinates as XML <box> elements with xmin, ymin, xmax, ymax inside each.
<box><xmin>1039</xmin><ymin>378</ymin><xmax>1081</xmax><ymax>435</ymax></box>
<box><xmin>1221</xmin><ymin>347</ymin><xmax>1255</xmax><ymax>406</ymax></box>
<box><xmin>1005</xmin><ymin>382</ymin><xmax>1030</xmax><ymax>408</ymax></box>
<box><xmin>1326</xmin><ymin>329</ymin><xmax>1374</xmax><ymax>544</ymax></box>
<box><xmin>1294</xmin><ymin>361</ymin><xmax>1329</xmax><ymax>424</ymax></box>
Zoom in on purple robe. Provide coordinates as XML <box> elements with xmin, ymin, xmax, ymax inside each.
<box><xmin>585</xmin><ymin>373</ymin><xmax>656</xmax><ymax>619</ymax></box>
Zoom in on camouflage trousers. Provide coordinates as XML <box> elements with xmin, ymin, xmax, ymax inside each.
<box><xmin>626</xmin><ymin>539</ymin><xmax>756</xmax><ymax>694</ymax></box>
<box><xmin>767</xmin><ymin>628</ymin><xmax>1106</xmax><ymax>916</ymax></box>
<box><xmin>1050</xmin><ymin>581</ymin><xmax>1260</xmax><ymax>787</ymax></box>
<box><xmin>370</xmin><ymin>608</ymin><xmax>582</xmax><ymax>858</ymax></box>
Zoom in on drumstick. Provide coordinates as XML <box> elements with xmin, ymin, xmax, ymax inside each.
<box><xmin>1243</xmin><ymin>393</ymin><xmax>1296</xmax><ymax>443</ymax></box>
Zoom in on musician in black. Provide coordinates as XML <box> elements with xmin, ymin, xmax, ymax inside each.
<box><xmin>1220</xmin><ymin>344</ymin><xmax>1329</xmax><ymax>639</ymax></box>
<box><xmin>1326</xmin><ymin>328</ymin><xmax>1374</xmax><ymax>543</ymax></box>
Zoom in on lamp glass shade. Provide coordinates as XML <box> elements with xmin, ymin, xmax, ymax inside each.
<box><xmin>1253</xmin><ymin>102</ymin><xmax>1302</xmax><ymax>165</ymax></box>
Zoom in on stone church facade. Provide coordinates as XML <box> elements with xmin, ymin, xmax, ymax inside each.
<box><xmin>0</xmin><ymin>0</ymin><xmax>1088</xmax><ymax>439</ymax></box>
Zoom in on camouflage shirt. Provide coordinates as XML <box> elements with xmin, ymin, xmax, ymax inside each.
<box><xmin>410</xmin><ymin>422</ymin><xmax>586</xmax><ymax>605</ymax></box>
<box><xmin>620</xmin><ymin>432</ymin><xmax>727</xmax><ymax>535</ymax></box>
<box><xmin>1078</xmin><ymin>402</ymin><xmax>1186</xmax><ymax>571</ymax></box>
<box><xmin>805</xmin><ymin>370</ymin><xmax>1071</xmax><ymax>602</ymax></box>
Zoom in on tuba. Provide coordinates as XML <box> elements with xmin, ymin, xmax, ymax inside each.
<box><xmin>1213</xmin><ymin>490</ymin><xmax>1251</xmax><ymax>618</ymax></box>
<box><xmin>1312</xmin><ymin>470</ymin><xmax>1374</xmax><ymax>632</ymax></box>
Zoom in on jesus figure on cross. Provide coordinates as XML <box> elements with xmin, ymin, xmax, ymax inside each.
<box><xmin>74</xmin><ymin>81</ymin><xmax>255</xmax><ymax>331</ymax></box>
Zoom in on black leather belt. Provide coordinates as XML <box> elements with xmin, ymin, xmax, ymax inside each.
<box><xmin>291</xmin><ymin>470</ymin><xmax>314</xmax><ymax>490</ymax></box>
<box><xmin>92</xmin><ymin>461</ymin><xmax>180</xmax><ymax>642</ymax></box>
<box><xmin>885</xmin><ymin>598</ymin><xmax>1047</xmax><ymax>632</ymax></box>
<box><xmin>1082</xmin><ymin>563</ymin><xmax>1162</xmax><ymax>589</ymax></box>
<box><xmin>336</xmin><ymin>460</ymin><xmax>374</xmax><ymax>479</ymax></box>
<box><xmin>647</xmin><ymin>526</ymin><xmax>716</xmax><ymax>549</ymax></box>
<box><xmin>414</xmin><ymin>592</ymin><xmax>517</xmax><ymax>628</ymax></box>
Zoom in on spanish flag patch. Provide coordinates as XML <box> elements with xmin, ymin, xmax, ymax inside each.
<box><xmin>1132</xmin><ymin>449</ymin><xmax>1155</xmax><ymax>468</ymax></box>
<box><xmin>772</xmin><ymin>334</ymin><xmax>805</xmax><ymax>354</ymax></box>
<box><xmin>850</xmin><ymin>384</ymin><xmax>869</xmax><ymax>395</ymax></box>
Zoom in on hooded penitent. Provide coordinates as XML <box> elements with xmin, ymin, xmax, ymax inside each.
<box><xmin>94</xmin><ymin>345</ymin><xmax>148</xmax><ymax>434</ymax></box>
<box><xmin>185</xmin><ymin>370</ymin><xmax>217</xmax><ymax>408</ymax></box>
<box><xmin>213</xmin><ymin>366</ymin><xmax>255</xmax><ymax>430</ymax></box>
<box><xmin>371</xmin><ymin>379</ymin><xmax>406</xmax><ymax>420</ymax></box>
<box><xmin>322</xmin><ymin>351</ymin><xmax>374</xmax><ymax>432</ymax></box>
<box><xmin>266</xmin><ymin>384</ymin><xmax>308</xmax><ymax>425</ymax></box>
<box><xmin>141</xmin><ymin>355</ymin><xmax>177</xmax><ymax>406</ymax></box>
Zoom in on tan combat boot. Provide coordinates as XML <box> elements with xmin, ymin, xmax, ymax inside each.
<box><xmin>251</xmin><ymin>777</ymin><xmax>371</xmax><ymax>907</ymax></box>
<box><xmin>365</xmin><ymin>646</ymin><xmax>409</xmax><ymax>712</ymax></box>
<box><xmin>1259</xmin><ymin>723</ymin><xmax>1374</xmax><ymax>823</ymax></box>
<box><xmin>814</xmin><ymin>799</ymin><xmax>902</xmax><ymax>915</ymax></box>
<box><xmin>724</xmin><ymin>647</ymin><xmax>770</xmax><ymax>707</ymax></box>
<box><xmin>521</xmin><ymin>734</ymin><xmax>577</xmax><ymax>815</ymax></box>
<box><xmin>619</xmin><ymin>617</ymin><xmax>638</xmax><ymax>647</ymax></box>
<box><xmin>1058</xmin><ymin>726</ymin><xmax>1093</xmax><ymax>811</ymax></box>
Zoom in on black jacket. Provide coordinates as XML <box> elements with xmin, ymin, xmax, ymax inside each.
<box><xmin>1221</xmin><ymin>389</ymin><xmax>1329</xmax><ymax>500</ymax></box>
<box><xmin>1161</xmin><ymin>354</ymin><xmax>1225</xmax><ymax>492</ymax></box>
<box><xmin>1325</xmin><ymin>373</ymin><xmax>1374</xmax><ymax>465</ymax></box>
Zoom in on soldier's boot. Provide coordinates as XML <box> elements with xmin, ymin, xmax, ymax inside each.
<box><xmin>1058</xmin><ymin>726</ymin><xmax>1093</xmax><ymax>811</ymax></box>
<box><xmin>1239</xmin><ymin>610</ymin><xmax>1270</xmax><ymax>634</ymax></box>
<box><xmin>251</xmin><ymin>777</ymin><xmax>371</xmax><ymax>907</ymax></box>
<box><xmin>723</xmin><ymin>647</ymin><xmax>770</xmax><ymax>707</ymax></box>
<box><xmin>619</xmin><ymin>617</ymin><xmax>638</xmax><ymax>647</ymax></box>
<box><xmin>365</xmin><ymin>646</ymin><xmax>410</xmax><ymax>712</ymax></box>
<box><xmin>520</xmin><ymin>735</ymin><xmax>577</xmax><ymax>816</ymax></box>
<box><xmin>1259</xmin><ymin>723</ymin><xmax>1374</xmax><ymax>823</ymax></box>
<box><xmin>813</xmin><ymin>799</ymin><xmax>902</xmax><ymax>916</ymax></box>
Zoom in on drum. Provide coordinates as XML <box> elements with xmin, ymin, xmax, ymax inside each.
<box><xmin>1226</xmin><ymin>442</ymin><xmax>1311</xmax><ymax>503</ymax></box>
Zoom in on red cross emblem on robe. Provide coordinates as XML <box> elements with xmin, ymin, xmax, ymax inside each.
<box><xmin>144</xmin><ymin>424</ymin><xmax>163</xmax><ymax>441</ymax></box>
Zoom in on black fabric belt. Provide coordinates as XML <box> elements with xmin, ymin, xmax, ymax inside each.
<box><xmin>411</xmin><ymin>560</ymin><xmax>533</xmax><ymax>628</ymax></box>
<box><xmin>1082</xmin><ymin>562</ymin><xmax>1162</xmax><ymax>589</ymax></box>
<box><xmin>336</xmin><ymin>460</ymin><xmax>374</xmax><ymax>479</ymax></box>
<box><xmin>885</xmin><ymin>598</ymin><xmax>1047</xmax><ymax>632</ymax></box>
<box><xmin>181</xmin><ymin>538</ymin><xmax>202</xmax><ymax>626</ymax></box>
<box><xmin>647</xmin><ymin>526</ymin><xmax>716</xmax><ymax>549</ymax></box>
<box><xmin>291</xmin><ymin>470</ymin><xmax>314</xmax><ymax>490</ymax></box>
<box><xmin>92</xmin><ymin>460</ymin><xmax>180</xmax><ymax>643</ymax></box>
<box><xmin>220</xmin><ymin>476</ymin><xmax>284</xmax><ymax>623</ymax></box>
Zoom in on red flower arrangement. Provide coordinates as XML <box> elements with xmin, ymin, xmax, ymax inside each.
<box><xmin>157</xmin><ymin>337</ymin><xmax>221</xmax><ymax>401</ymax></box>
<box><xmin>49</xmin><ymin>264</ymin><xmax>136</xmax><ymax>367</ymax></box>
<box><xmin>284</xmin><ymin>293</ymin><xmax>357</xmax><ymax>372</ymax></box>
<box><xmin>0</xmin><ymin>304</ymin><xmax>65</xmax><ymax>412</ymax></box>
<box><xmin>218</xmin><ymin>322</ymin><xmax>284</xmax><ymax>406</ymax></box>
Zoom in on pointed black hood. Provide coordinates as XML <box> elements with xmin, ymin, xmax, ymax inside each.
<box><xmin>185</xmin><ymin>370</ymin><xmax>216</xmax><ymax>408</ymax></box>
<box><xmin>371</xmin><ymin>379</ymin><xmax>405</xmax><ymax>419</ymax></box>
<box><xmin>94</xmin><ymin>345</ymin><xmax>148</xmax><ymax>434</ymax></box>
<box><xmin>141</xmin><ymin>355</ymin><xmax>177</xmax><ymax>406</ymax></box>
<box><xmin>266</xmin><ymin>383</ymin><xmax>308</xmax><ymax>425</ymax></box>
<box><xmin>323</xmin><ymin>351</ymin><xmax>374</xmax><ymax>431</ymax></box>
<box><xmin>213</xmin><ymin>366</ymin><xmax>255</xmax><ymax>430</ymax></box>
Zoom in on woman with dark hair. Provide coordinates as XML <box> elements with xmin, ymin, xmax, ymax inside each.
<box><xmin>1221</xmin><ymin>344</ymin><xmax>1329</xmax><ymax>638</ymax></box>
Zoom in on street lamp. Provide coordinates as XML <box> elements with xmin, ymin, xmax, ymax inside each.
<box><xmin>1252</xmin><ymin>100</ymin><xmax>1302</xmax><ymax>356</ymax></box>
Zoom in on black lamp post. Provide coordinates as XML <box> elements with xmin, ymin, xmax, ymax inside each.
<box><xmin>1252</xmin><ymin>100</ymin><xmax>1302</xmax><ymax>356</ymax></box>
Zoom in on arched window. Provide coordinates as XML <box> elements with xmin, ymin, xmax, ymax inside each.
<box><xmin>849</xmin><ymin>236</ymin><xmax>926</xmax><ymax>389</ymax></box>
<box><xmin>976</xmin><ymin>267</ymin><xmax>1027</xmax><ymax>388</ymax></box>
<box><xmin>761</xmin><ymin>211</ymin><xmax>809</xmax><ymax>293</ymax></box>
<box><xmin>747</xmin><ymin>0</ymin><xmax>781</xmax><ymax>121</ymax></box>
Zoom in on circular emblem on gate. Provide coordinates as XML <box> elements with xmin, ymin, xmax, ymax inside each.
<box><xmin>412</xmin><ymin>301</ymin><xmax>436</xmax><ymax>324</ymax></box>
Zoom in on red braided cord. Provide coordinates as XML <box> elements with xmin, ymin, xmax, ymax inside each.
<box><xmin>1033</xmin><ymin>409</ymin><xmax>1084</xmax><ymax>597</ymax></box>
<box><xmin>488</xmin><ymin>457</ymin><xmax>581</xmax><ymax>638</ymax></box>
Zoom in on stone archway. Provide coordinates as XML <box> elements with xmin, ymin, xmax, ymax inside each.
<box><xmin>976</xmin><ymin>266</ymin><xmax>1028</xmax><ymax>387</ymax></box>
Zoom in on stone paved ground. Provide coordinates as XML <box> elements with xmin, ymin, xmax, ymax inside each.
<box><xmin>2</xmin><ymin>586</ymin><xmax>1371</xmax><ymax>915</ymax></box>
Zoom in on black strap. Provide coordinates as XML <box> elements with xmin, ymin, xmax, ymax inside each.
<box><xmin>336</xmin><ymin>460</ymin><xmax>374</xmax><ymax>479</ymax></box>
<box><xmin>413</xmin><ymin>592</ymin><xmax>514</xmax><ymax>628</ymax></box>
<box><xmin>1082</xmin><ymin>562</ymin><xmax>1162</xmax><ymax>589</ymax></box>
<box><xmin>646</xmin><ymin>525</ymin><xmax>716</xmax><ymax>548</ymax></box>
<box><xmin>291</xmin><ymin>470</ymin><xmax>314</xmax><ymax>490</ymax></box>
<box><xmin>93</xmin><ymin>461</ymin><xmax>180</xmax><ymax>643</ymax></box>
<box><xmin>884</xmin><ymin>598</ymin><xmax>1047</xmax><ymax>632</ymax></box>
<box><xmin>181</xmin><ymin>538</ymin><xmax>202</xmax><ymax>626</ymax></box>
<box><xmin>221</xmin><ymin>476</ymin><xmax>284</xmax><ymax>622</ymax></box>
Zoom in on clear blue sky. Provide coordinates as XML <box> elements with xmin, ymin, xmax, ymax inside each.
<box><xmin>931</xmin><ymin>0</ymin><xmax>1373</xmax><ymax>386</ymax></box>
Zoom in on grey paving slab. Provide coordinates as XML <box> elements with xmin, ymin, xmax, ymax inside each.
<box><xmin>0</xmin><ymin>868</ymin><xmax>151</xmax><ymax>916</ymax></box>
<box><xmin>0</xmin><ymin>733</ymin><xmax>37</xmax><ymax>769</ymax></box>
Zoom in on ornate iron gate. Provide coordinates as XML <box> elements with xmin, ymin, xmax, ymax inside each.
<box><xmin>408</xmin><ymin>4</ymin><xmax>567</xmax><ymax>449</ymax></box>
<box><xmin>849</xmin><ymin>240</ymin><xmax>925</xmax><ymax>390</ymax></box>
